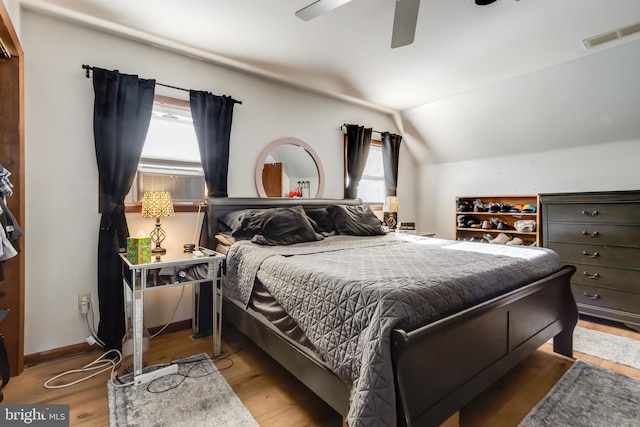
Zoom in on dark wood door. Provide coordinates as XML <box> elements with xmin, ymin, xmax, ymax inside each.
<box><xmin>262</xmin><ymin>163</ymin><xmax>283</xmax><ymax>197</ymax></box>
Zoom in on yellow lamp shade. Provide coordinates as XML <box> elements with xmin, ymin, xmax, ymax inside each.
<box><xmin>141</xmin><ymin>191</ymin><xmax>175</xmax><ymax>218</ymax></box>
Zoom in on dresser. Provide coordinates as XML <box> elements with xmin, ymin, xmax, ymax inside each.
<box><xmin>540</xmin><ymin>190</ymin><xmax>640</xmax><ymax>331</ymax></box>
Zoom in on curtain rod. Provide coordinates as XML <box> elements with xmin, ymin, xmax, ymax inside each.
<box><xmin>341</xmin><ymin>124</ymin><xmax>383</xmax><ymax>134</ymax></box>
<box><xmin>82</xmin><ymin>64</ymin><xmax>242</xmax><ymax>104</ymax></box>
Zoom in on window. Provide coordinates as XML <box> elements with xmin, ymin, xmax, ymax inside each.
<box><xmin>142</xmin><ymin>97</ymin><xmax>199</xmax><ymax>163</ymax></box>
<box><xmin>126</xmin><ymin>96</ymin><xmax>205</xmax><ymax>204</ymax></box>
<box><xmin>355</xmin><ymin>142</ymin><xmax>385</xmax><ymax>204</ymax></box>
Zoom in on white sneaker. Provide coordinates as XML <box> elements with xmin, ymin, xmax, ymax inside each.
<box><xmin>489</xmin><ymin>233</ymin><xmax>511</xmax><ymax>244</ymax></box>
<box><xmin>506</xmin><ymin>237</ymin><xmax>523</xmax><ymax>246</ymax></box>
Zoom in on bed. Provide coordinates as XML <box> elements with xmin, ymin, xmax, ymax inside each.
<box><xmin>207</xmin><ymin>197</ymin><xmax>577</xmax><ymax>427</ymax></box>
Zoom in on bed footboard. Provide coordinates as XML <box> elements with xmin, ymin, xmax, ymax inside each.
<box><xmin>390</xmin><ymin>265</ymin><xmax>577</xmax><ymax>427</ymax></box>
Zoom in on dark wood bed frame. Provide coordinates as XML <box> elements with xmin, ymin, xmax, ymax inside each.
<box><xmin>208</xmin><ymin>197</ymin><xmax>578</xmax><ymax>427</ymax></box>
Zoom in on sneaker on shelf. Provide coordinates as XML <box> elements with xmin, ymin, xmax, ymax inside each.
<box><xmin>466</xmin><ymin>217</ymin><xmax>481</xmax><ymax>228</ymax></box>
<box><xmin>489</xmin><ymin>233</ymin><xmax>511</xmax><ymax>244</ymax></box>
<box><xmin>457</xmin><ymin>201</ymin><xmax>472</xmax><ymax>212</ymax></box>
<box><xmin>473</xmin><ymin>199</ymin><xmax>488</xmax><ymax>212</ymax></box>
<box><xmin>506</xmin><ymin>237</ymin><xmax>524</xmax><ymax>246</ymax></box>
<box><xmin>488</xmin><ymin>203</ymin><xmax>501</xmax><ymax>212</ymax></box>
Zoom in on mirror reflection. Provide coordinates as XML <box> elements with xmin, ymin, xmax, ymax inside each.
<box><xmin>255</xmin><ymin>137</ymin><xmax>324</xmax><ymax>198</ymax></box>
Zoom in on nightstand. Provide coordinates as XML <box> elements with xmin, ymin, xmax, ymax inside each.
<box><xmin>120</xmin><ymin>248</ymin><xmax>225</xmax><ymax>381</ymax></box>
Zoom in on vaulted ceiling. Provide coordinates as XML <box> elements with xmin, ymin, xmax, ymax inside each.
<box><xmin>21</xmin><ymin>0</ymin><xmax>640</xmax><ymax>163</ymax></box>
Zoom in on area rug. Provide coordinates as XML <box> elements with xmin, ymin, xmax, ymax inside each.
<box><xmin>551</xmin><ymin>326</ymin><xmax>640</xmax><ymax>370</ymax></box>
<box><xmin>107</xmin><ymin>353</ymin><xmax>258</xmax><ymax>427</ymax></box>
<box><xmin>518</xmin><ymin>360</ymin><xmax>640</xmax><ymax>426</ymax></box>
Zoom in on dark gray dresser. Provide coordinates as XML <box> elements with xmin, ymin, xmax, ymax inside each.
<box><xmin>540</xmin><ymin>190</ymin><xmax>640</xmax><ymax>332</ymax></box>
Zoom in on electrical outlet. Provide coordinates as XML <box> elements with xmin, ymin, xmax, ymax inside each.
<box><xmin>78</xmin><ymin>293</ymin><xmax>91</xmax><ymax>314</ymax></box>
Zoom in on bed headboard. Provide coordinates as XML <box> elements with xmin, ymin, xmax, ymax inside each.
<box><xmin>206</xmin><ymin>197</ymin><xmax>362</xmax><ymax>240</ymax></box>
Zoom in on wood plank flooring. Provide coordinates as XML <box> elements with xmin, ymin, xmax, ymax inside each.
<box><xmin>4</xmin><ymin>315</ymin><xmax>640</xmax><ymax>426</ymax></box>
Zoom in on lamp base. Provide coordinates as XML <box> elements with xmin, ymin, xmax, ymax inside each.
<box><xmin>383</xmin><ymin>211</ymin><xmax>398</xmax><ymax>231</ymax></box>
<box><xmin>151</xmin><ymin>246</ymin><xmax>166</xmax><ymax>255</ymax></box>
<box><xmin>150</xmin><ymin>217</ymin><xmax>167</xmax><ymax>255</ymax></box>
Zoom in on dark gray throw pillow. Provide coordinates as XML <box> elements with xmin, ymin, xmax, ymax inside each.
<box><xmin>305</xmin><ymin>208</ymin><xmax>336</xmax><ymax>234</ymax></box>
<box><xmin>219</xmin><ymin>209</ymin><xmax>263</xmax><ymax>239</ymax></box>
<box><xmin>326</xmin><ymin>204</ymin><xmax>386</xmax><ymax>236</ymax></box>
<box><xmin>251</xmin><ymin>205</ymin><xmax>324</xmax><ymax>246</ymax></box>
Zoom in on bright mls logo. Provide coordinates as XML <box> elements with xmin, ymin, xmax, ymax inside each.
<box><xmin>1</xmin><ymin>405</ymin><xmax>69</xmax><ymax>426</ymax></box>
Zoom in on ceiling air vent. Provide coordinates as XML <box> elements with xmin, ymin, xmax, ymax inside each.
<box><xmin>582</xmin><ymin>21</ymin><xmax>640</xmax><ymax>49</ymax></box>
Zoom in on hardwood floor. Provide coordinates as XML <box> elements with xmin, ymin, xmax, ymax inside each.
<box><xmin>4</xmin><ymin>316</ymin><xmax>640</xmax><ymax>426</ymax></box>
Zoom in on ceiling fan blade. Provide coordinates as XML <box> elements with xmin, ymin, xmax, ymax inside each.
<box><xmin>295</xmin><ymin>0</ymin><xmax>354</xmax><ymax>21</ymax></box>
<box><xmin>391</xmin><ymin>0</ymin><xmax>421</xmax><ymax>48</ymax></box>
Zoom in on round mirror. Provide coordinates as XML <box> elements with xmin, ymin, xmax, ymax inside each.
<box><xmin>255</xmin><ymin>137</ymin><xmax>325</xmax><ymax>198</ymax></box>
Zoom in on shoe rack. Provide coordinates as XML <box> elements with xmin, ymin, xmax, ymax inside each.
<box><xmin>455</xmin><ymin>195</ymin><xmax>540</xmax><ymax>246</ymax></box>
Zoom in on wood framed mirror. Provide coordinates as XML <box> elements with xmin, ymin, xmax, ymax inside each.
<box><xmin>255</xmin><ymin>137</ymin><xmax>325</xmax><ymax>198</ymax></box>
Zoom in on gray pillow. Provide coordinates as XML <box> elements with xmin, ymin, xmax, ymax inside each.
<box><xmin>219</xmin><ymin>209</ymin><xmax>260</xmax><ymax>238</ymax></box>
<box><xmin>326</xmin><ymin>204</ymin><xmax>386</xmax><ymax>236</ymax></box>
<box><xmin>250</xmin><ymin>206</ymin><xmax>324</xmax><ymax>246</ymax></box>
<box><xmin>305</xmin><ymin>208</ymin><xmax>336</xmax><ymax>234</ymax></box>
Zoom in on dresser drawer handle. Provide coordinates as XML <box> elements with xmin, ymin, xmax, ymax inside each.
<box><xmin>581</xmin><ymin>210</ymin><xmax>599</xmax><ymax>216</ymax></box>
<box><xmin>582</xmin><ymin>250</ymin><xmax>600</xmax><ymax>258</ymax></box>
<box><xmin>583</xmin><ymin>291</ymin><xmax>601</xmax><ymax>300</ymax></box>
<box><xmin>582</xmin><ymin>271</ymin><xmax>600</xmax><ymax>279</ymax></box>
<box><xmin>581</xmin><ymin>230</ymin><xmax>599</xmax><ymax>237</ymax></box>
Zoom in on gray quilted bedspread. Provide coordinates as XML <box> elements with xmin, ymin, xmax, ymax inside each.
<box><xmin>226</xmin><ymin>234</ymin><xmax>560</xmax><ymax>427</ymax></box>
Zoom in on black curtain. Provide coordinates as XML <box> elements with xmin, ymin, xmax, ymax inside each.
<box><xmin>190</xmin><ymin>91</ymin><xmax>236</xmax><ymax>249</ymax></box>
<box><xmin>190</xmin><ymin>90</ymin><xmax>236</xmax><ymax>336</ymax></box>
<box><xmin>93</xmin><ymin>68</ymin><xmax>155</xmax><ymax>351</ymax></box>
<box><xmin>190</xmin><ymin>91</ymin><xmax>235</xmax><ymax>197</ymax></box>
<box><xmin>381</xmin><ymin>132</ymin><xmax>402</xmax><ymax>197</ymax></box>
<box><xmin>344</xmin><ymin>124</ymin><xmax>372</xmax><ymax>199</ymax></box>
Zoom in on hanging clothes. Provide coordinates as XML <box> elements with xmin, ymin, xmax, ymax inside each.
<box><xmin>0</xmin><ymin>198</ymin><xmax>22</xmax><ymax>244</ymax></box>
<box><xmin>0</xmin><ymin>164</ymin><xmax>22</xmax><ymax>281</ymax></box>
<box><xmin>0</xmin><ymin>165</ymin><xmax>13</xmax><ymax>198</ymax></box>
<box><xmin>0</xmin><ymin>225</ymin><xmax>16</xmax><ymax>262</ymax></box>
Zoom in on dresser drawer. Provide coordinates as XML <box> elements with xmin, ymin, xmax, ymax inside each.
<box><xmin>572</xmin><ymin>284</ymin><xmax>640</xmax><ymax>313</ymax></box>
<box><xmin>548</xmin><ymin>242</ymin><xmax>640</xmax><ymax>270</ymax></box>
<box><xmin>546</xmin><ymin>223</ymin><xmax>640</xmax><ymax>246</ymax></box>
<box><xmin>568</xmin><ymin>262</ymin><xmax>640</xmax><ymax>293</ymax></box>
<box><xmin>545</xmin><ymin>203</ymin><xmax>640</xmax><ymax>224</ymax></box>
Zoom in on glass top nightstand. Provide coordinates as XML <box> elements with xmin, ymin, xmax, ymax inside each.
<box><xmin>120</xmin><ymin>247</ymin><xmax>225</xmax><ymax>381</ymax></box>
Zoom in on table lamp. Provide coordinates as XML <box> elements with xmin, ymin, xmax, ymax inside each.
<box><xmin>141</xmin><ymin>191</ymin><xmax>174</xmax><ymax>254</ymax></box>
<box><xmin>383</xmin><ymin>196</ymin><xmax>399</xmax><ymax>231</ymax></box>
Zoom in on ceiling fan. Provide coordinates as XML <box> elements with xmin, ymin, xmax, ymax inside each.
<box><xmin>295</xmin><ymin>0</ymin><xmax>501</xmax><ymax>49</ymax></box>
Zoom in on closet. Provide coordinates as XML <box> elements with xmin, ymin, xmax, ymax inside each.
<box><xmin>0</xmin><ymin>3</ymin><xmax>25</xmax><ymax>376</ymax></box>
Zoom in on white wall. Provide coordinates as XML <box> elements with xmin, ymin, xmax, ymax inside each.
<box><xmin>420</xmin><ymin>139</ymin><xmax>640</xmax><ymax>240</ymax></box>
<box><xmin>1</xmin><ymin>0</ymin><xmax>20</xmax><ymax>35</ymax></box>
<box><xmin>412</xmin><ymin>33</ymin><xmax>640</xmax><ymax>239</ymax></box>
<box><xmin>22</xmin><ymin>10</ymin><xmax>417</xmax><ymax>354</ymax></box>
